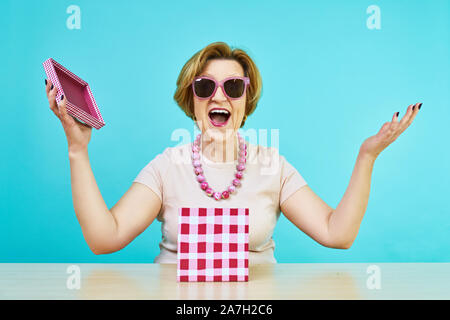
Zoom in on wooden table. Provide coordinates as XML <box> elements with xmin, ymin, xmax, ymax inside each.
<box><xmin>0</xmin><ymin>263</ymin><xmax>448</xmax><ymax>300</ymax></box>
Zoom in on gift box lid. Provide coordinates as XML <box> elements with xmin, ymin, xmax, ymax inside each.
<box><xmin>43</xmin><ymin>58</ymin><xmax>105</xmax><ymax>129</ymax></box>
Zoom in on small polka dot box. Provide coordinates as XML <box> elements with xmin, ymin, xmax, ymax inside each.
<box><xmin>177</xmin><ymin>207</ymin><xmax>249</xmax><ymax>282</ymax></box>
<box><xmin>42</xmin><ymin>58</ymin><xmax>105</xmax><ymax>129</ymax></box>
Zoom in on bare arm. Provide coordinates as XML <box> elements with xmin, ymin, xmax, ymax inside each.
<box><xmin>281</xmin><ymin>103</ymin><xmax>421</xmax><ymax>249</ymax></box>
<box><xmin>280</xmin><ymin>185</ymin><xmax>337</xmax><ymax>248</ymax></box>
<box><xmin>280</xmin><ymin>152</ymin><xmax>374</xmax><ymax>249</ymax></box>
<box><xmin>69</xmin><ymin>150</ymin><xmax>162</xmax><ymax>254</ymax></box>
<box><xmin>44</xmin><ymin>78</ymin><xmax>161</xmax><ymax>255</ymax></box>
<box><xmin>69</xmin><ymin>149</ymin><xmax>162</xmax><ymax>254</ymax></box>
<box><xmin>328</xmin><ymin>103</ymin><xmax>421</xmax><ymax>247</ymax></box>
<box><xmin>326</xmin><ymin>152</ymin><xmax>375</xmax><ymax>248</ymax></box>
<box><xmin>69</xmin><ymin>149</ymin><xmax>116</xmax><ymax>254</ymax></box>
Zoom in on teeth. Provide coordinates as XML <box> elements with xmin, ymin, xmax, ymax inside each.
<box><xmin>210</xmin><ymin>109</ymin><xmax>230</xmax><ymax>115</ymax></box>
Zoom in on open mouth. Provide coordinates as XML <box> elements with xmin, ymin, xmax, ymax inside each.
<box><xmin>208</xmin><ymin>108</ymin><xmax>231</xmax><ymax>127</ymax></box>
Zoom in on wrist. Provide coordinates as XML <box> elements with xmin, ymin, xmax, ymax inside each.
<box><xmin>68</xmin><ymin>147</ymin><xmax>88</xmax><ymax>159</ymax></box>
<box><xmin>358</xmin><ymin>150</ymin><xmax>377</xmax><ymax>163</ymax></box>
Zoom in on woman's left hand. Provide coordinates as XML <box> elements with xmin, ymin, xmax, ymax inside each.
<box><xmin>360</xmin><ymin>102</ymin><xmax>422</xmax><ymax>160</ymax></box>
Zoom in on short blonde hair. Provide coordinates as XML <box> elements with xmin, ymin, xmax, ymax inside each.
<box><xmin>173</xmin><ymin>42</ymin><xmax>262</xmax><ymax>128</ymax></box>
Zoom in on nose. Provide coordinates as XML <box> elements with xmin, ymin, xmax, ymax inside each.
<box><xmin>211</xmin><ymin>84</ymin><xmax>227</xmax><ymax>102</ymax></box>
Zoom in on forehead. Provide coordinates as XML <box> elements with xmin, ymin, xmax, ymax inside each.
<box><xmin>201</xmin><ymin>59</ymin><xmax>244</xmax><ymax>79</ymax></box>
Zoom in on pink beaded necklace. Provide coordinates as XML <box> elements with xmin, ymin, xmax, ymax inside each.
<box><xmin>192</xmin><ymin>132</ymin><xmax>248</xmax><ymax>201</ymax></box>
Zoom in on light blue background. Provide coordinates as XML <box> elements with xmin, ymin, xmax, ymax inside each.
<box><xmin>1</xmin><ymin>0</ymin><xmax>449</xmax><ymax>263</ymax></box>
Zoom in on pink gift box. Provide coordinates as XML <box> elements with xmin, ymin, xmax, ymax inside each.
<box><xmin>43</xmin><ymin>58</ymin><xmax>105</xmax><ymax>129</ymax></box>
<box><xmin>177</xmin><ymin>207</ymin><xmax>249</xmax><ymax>282</ymax></box>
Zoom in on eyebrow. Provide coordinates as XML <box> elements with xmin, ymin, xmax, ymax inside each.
<box><xmin>201</xmin><ymin>73</ymin><xmax>243</xmax><ymax>78</ymax></box>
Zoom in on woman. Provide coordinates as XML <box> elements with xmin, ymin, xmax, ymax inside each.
<box><xmin>44</xmin><ymin>42</ymin><xmax>421</xmax><ymax>264</ymax></box>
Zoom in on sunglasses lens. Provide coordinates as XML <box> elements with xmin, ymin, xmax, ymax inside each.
<box><xmin>224</xmin><ymin>78</ymin><xmax>245</xmax><ymax>98</ymax></box>
<box><xmin>193</xmin><ymin>78</ymin><xmax>216</xmax><ymax>98</ymax></box>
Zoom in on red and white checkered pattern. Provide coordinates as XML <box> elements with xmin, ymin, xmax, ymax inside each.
<box><xmin>177</xmin><ymin>207</ymin><xmax>249</xmax><ymax>282</ymax></box>
<box><xmin>42</xmin><ymin>58</ymin><xmax>105</xmax><ymax>129</ymax></box>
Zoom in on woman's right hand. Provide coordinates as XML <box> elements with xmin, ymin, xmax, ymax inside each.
<box><xmin>45</xmin><ymin>79</ymin><xmax>92</xmax><ymax>154</ymax></box>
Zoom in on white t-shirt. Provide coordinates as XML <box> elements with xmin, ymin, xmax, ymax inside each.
<box><xmin>133</xmin><ymin>141</ymin><xmax>307</xmax><ymax>264</ymax></box>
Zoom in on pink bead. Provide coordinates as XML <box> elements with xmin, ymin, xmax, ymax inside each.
<box><xmin>213</xmin><ymin>192</ymin><xmax>221</xmax><ymax>201</ymax></box>
<box><xmin>192</xmin><ymin>152</ymin><xmax>200</xmax><ymax>160</ymax></box>
<box><xmin>221</xmin><ymin>191</ymin><xmax>229</xmax><ymax>199</ymax></box>
<box><xmin>239</xmin><ymin>157</ymin><xmax>246</xmax><ymax>164</ymax></box>
<box><xmin>197</xmin><ymin>174</ymin><xmax>205</xmax><ymax>182</ymax></box>
<box><xmin>205</xmin><ymin>188</ymin><xmax>213</xmax><ymax>196</ymax></box>
<box><xmin>239</xmin><ymin>150</ymin><xmax>247</xmax><ymax>157</ymax></box>
<box><xmin>235</xmin><ymin>171</ymin><xmax>243</xmax><ymax>179</ymax></box>
<box><xmin>193</xmin><ymin>160</ymin><xmax>201</xmax><ymax>167</ymax></box>
<box><xmin>237</xmin><ymin>164</ymin><xmax>245</xmax><ymax>171</ymax></box>
<box><xmin>192</xmin><ymin>145</ymin><xmax>199</xmax><ymax>152</ymax></box>
<box><xmin>200</xmin><ymin>181</ymin><xmax>208</xmax><ymax>190</ymax></box>
<box><xmin>232</xmin><ymin>178</ymin><xmax>241</xmax><ymax>187</ymax></box>
<box><xmin>194</xmin><ymin>167</ymin><xmax>203</xmax><ymax>175</ymax></box>
<box><xmin>228</xmin><ymin>185</ymin><xmax>236</xmax><ymax>193</ymax></box>
<box><xmin>240</xmin><ymin>143</ymin><xmax>247</xmax><ymax>150</ymax></box>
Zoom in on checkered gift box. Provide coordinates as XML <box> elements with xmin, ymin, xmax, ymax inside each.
<box><xmin>177</xmin><ymin>207</ymin><xmax>249</xmax><ymax>282</ymax></box>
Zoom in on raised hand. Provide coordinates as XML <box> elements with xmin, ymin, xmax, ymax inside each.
<box><xmin>360</xmin><ymin>102</ymin><xmax>422</xmax><ymax>159</ymax></box>
<box><xmin>45</xmin><ymin>79</ymin><xmax>92</xmax><ymax>154</ymax></box>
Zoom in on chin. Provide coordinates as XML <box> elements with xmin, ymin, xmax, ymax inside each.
<box><xmin>203</xmin><ymin>123</ymin><xmax>236</xmax><ymax>141</ymax></box>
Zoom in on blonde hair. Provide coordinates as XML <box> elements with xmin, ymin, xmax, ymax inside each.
<box><xmin>173</xmin><ymin>42</ymin><xmax>262</xmax><ymax>128</ymax></box>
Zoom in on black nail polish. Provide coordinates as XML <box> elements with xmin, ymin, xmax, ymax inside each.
<box><xmin>45</xmin><ymin>79</ymin><xmax>47</xmax><ymax>85</ymax></box>
<box><xmin>61</xmin><ymin>95</ymin><xmax>64</xmax><ymax>100</ymax></box>
<box><xmin>396</xmin><ymin>112</ymin><xmax>399</xmax><ymax>117</ymax></box>
<box><xmin>50</xmin><ymin>84</ymin><xmax>54</xmax><ymax>90</ymax></box>
<box><xmin>418</xmin><ymin>103</ymin><xmax>422</xmax><ymax>110</ymax></box>
<box><xmin>412</xmin><ymin>105</ymin><xmax>415</xmax><ymax>111</ymax></box>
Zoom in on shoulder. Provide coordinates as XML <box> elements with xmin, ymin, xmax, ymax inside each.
<box><xmin>137</xmin><ymin>144</ymin><xmax>191</xmax><ymax>177</ymax></box>
<box><xmin>246</xmin><ymin>142</ymin><xmax>288</xmax><ymax>176</ymax></box>
<box><xmin>139</xmin><ymin>143</ymin><xmax>188</xmax><ymax>168</ymax></box>
<box><xmin>159</xmin><ymin>143</ymin><xmax>192</xmax><ymax>166</ymax></box>
<box><xmin>247</xmin><ymin>142</ymin><xmax>284</xmax><ymax>163</ymax></box>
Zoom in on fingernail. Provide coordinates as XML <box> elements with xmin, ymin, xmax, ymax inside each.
<box><xmin>418</xmin><ymin>103</ymin><xmax>422</xmax><ymax>110</ymax></box>
<box><xmin>45</xmin><ymin>79</ymin><xmax>47</xmax><ymax>85</ymax></box>
<box><xmin>50</xmin><ymin>84</ymin><xmax>54</xmax><ymax>90</ymax></box>
<box><xmin>61</xmin><ymin>95</ymin><xmax>64</xmax><ymax>100</ymax></box>
<box><xmin>396</xmin><ymin>112</ymin><xmax>399</xmax><ymax>117</ymax></box>
<box><xmin>412</xmin><ymin>105</ymin><xmax>415</xmax><ymax>111</ymax></box>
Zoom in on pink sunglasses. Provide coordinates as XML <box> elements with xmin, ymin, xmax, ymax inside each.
<box><xmin>192</xmin><ymin>76</ymin><xmax>250</xmax><ymax>100</ymax></box>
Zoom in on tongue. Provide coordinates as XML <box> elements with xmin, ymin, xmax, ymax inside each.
<box><xmin>210</xmin><ymin>113</ymin><xmax>228</xmax><ymax>124</ymax></box>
